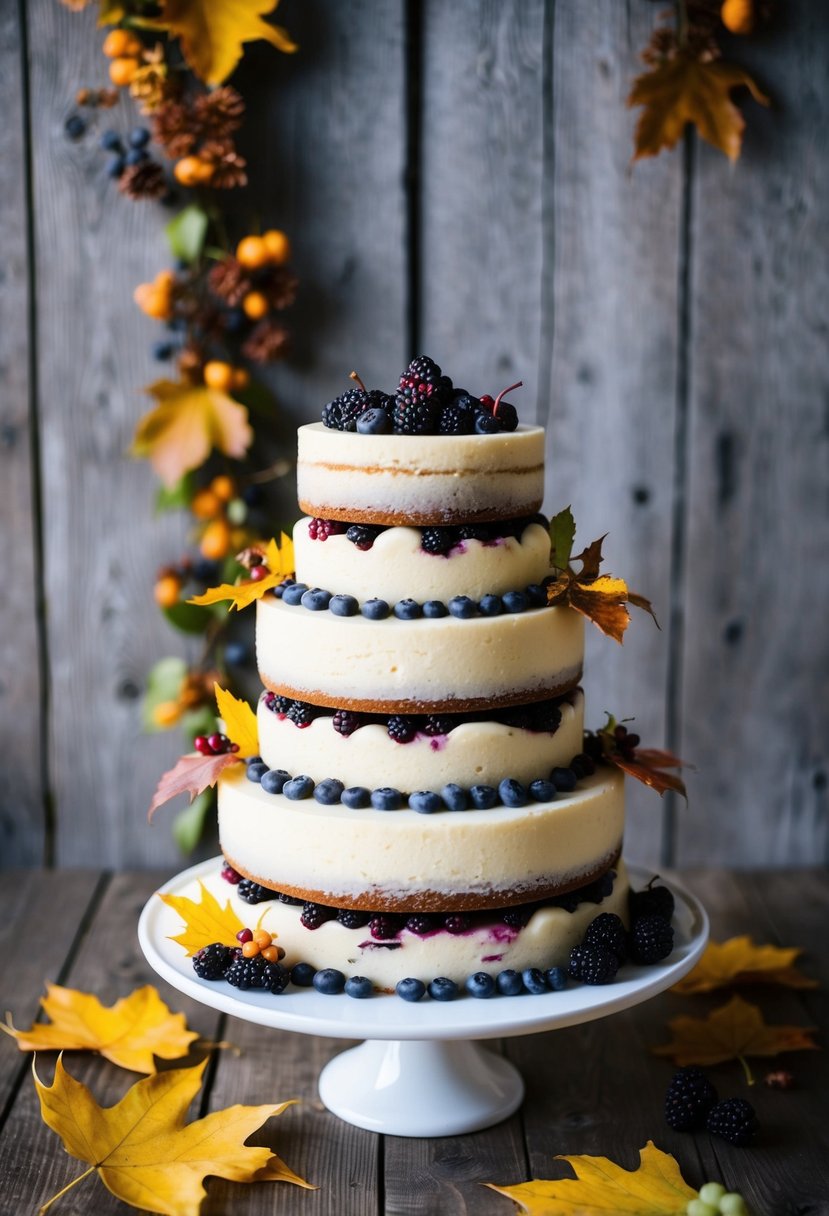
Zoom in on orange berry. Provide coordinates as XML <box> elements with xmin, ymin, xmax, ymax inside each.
<box><xmin>174</xmin><ymin>156</ymin><xmax>214</xmax><ymax>187</ymax></box>
<box><xmin>191</xmin><ymin>488</ymin><xmax>223</xmax><ymax>520</ymax></box>
<box><xmin>262</xmin><ymin>229</ymin><xmax>291</xmax><ymax>265</ymax></box>
<box><xmin>203</xmin><ymin>360</ymin><xmax>235</xmax><ymax>391</ymax></box>
<box><xmin>210</xmin><ymin>475</ymin><xmax>236</xmax><ymax>502</ymax></box>
<box><xmin>241</xmin><ymin>941</ymin><xmax>260</xmax><ymax>959</ymax></box>
<box><xmin>236</xmin><ymin>235</ymin><xmax>269</xmax><ymax>269</ymax></box>
<box><xmin>721</xmin><ymin>0</ymin><xmax>754</xmax><ymax>33</ymax></box>
<box><xmin>102</xmin><ymin>29</ymin><xmax>141</xmax><ymax>58</ymax></box>
<box><xmin>252</xmin><ymin>929</ymin><xmax>272</xmax><ymax>948</ymax></box>
<box><xmin>152</xmin><ymin>699</ymin><xmax>181</xmax><ymax>728</ymax></box>
<box><xmin>153</xmin><ymin>574</ymin><xmax>181</xmax><ymax>608</ymax></box>
<box><xmin>134</xmin><ymin>284</ymin><xmax>171</xmax><ymax>320</ymax></box>
<box><xmin>200</xmin><ymin>518</ymin><xmax>232</xmax><ymax>560</ymax></box>
<box><xmin>232</xmin><ymin>367</ymin><xmax>250</xmax><ymax>391</ymax></box>
<box><xmin>155</xmin><ymin>268</ymin><xmax>175</xmax><ymax>290</ymax></box>
<box><xmin>260</xmin><ymin>945</ymin><xmax>280</xmax><ymax>963</ymax></box>
<box><xmin>243</xmin><ymin>291</ymin><xmax>268</xmax><ymax>320</ymax></box>
<box><xmin>108</xmin><ymin>56</ymin><xmax>138</xmax><ymax>87</ymax></box>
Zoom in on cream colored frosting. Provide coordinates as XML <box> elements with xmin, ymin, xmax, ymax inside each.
<box><xmin>256</xmin><ymin>596</ymin><xmax>584</xmax><ymax>711</ymax></box>
<box><xmin>213</xmin><ymin>860</ymin><xmax>630</xmax><ymax>987</ymax></box>
<box><xmin>257</xmin><ymin>690</ymin><xmax>584</xmax><ymax>789</ymax></box>
<box><xmin>293</xmin><ymin>518</ymin><xmax>552</xmax><ymax>603</ymax></box>
<box><xmin>218</xmin><ymin>764</ymin><xmax>624</xmax><ymax>908</ymax></box>
<box><xmin>297</xmin><ymin>422</ymin><xmax>545</xmax><ymax>524</ymax></box>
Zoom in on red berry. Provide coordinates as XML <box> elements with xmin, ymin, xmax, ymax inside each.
<box><xmin>479</xmin><ymin>394</ymin><xmax>495</xmax><ymax>411</ymax></box>
<box><xmin>236</xmin><ymin>927</ymin><xmax>253</xmax><ymax>943</ymax></box>
<box><xmin>221</xmin><ymin>864</ymin><xmax>242</xmax><ymax>884</ymax></box>
<box><xmin>194</xmin><ymin>735</ymin><xmax>213</xmax><ymax>755</ymax></box>
<box><xmin>229</xmin><ymin>742</ymin><xmax>240</xmax><ymax>753</ymax></box>
<box><xmin>249</xmin><ymin>564</ymin><xmax>269</xmax><ymax>581</ymax></box>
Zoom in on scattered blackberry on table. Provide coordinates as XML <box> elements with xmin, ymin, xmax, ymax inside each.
<box><xmin>664</xmin><ymin>1067</ymin><xmax>718</xmax><ymax>1131</ymax></box>
<box><xmin>193</xmin><ymin>943</ymin><xmax>233</xmax><ymax>981</ymax></box>
<box><xmin>261</xmin><ymin>962</ymin><xmax>290</xmax><ymax>994</ymax></box>
<box><xmin>629</xmin><ymin>878</ymin><xmax>675</xmax><ymax>922</ymax></box>
<box><xmin>337</xmin><ymin>908</ymin><xmax>370</xmax><ymax>929</ymax></box>
<box><xmin>421</xmin><ymin>527</ymin><xmax>454</xmax><ymax>555</ymax></box>
<box><xmin>368</xmin><ymin>913</ymin><xmax>402</xmax><ymax>940</ymax></box>
<box><xmin>706</xmin><ymin>1097</ymin><xmax>759</xmax><ymax>1147</ymax></box>
<box><xmin>225</xmin><ymin>955</ymin><xmax>267</xmax><ymax>990</ymax></box>
<box><xmin>387</xmin><ymin>715</ymin><xmax>417</xmax><ymax>743</ymax></box>
<box><xmin>583</xmin><ymin>912</ymin><xmax>628</xmax><ymax>962</ymax></box>
<box><xmin>333</xmin><ymin>709</ymin><xmax>363</xmax><ymax>736</ymax></box>
<box><xmin>237</xmin><ymin>879</ymin><xmax>275</xmax><ymax>904</ymax></box>
<box><xmin>346</xmin><ymin>524</ymin><xmax>382</xmax><ymax>551</ymax></box>
<box><xmin>300</xmin><ymin>901</ymin><xmax>337</xmax><ymax>930</ymax></box>
<box><xmin>568</xmin><ymin>942</ymin><xmax>620</xmax><ymax>985</ymax></box>
<box><xmin>287</xmin><ymin>700</ymin><xmax>317</xmax><ymax>727</ymax></box>
<box><xmin>629</xmin><ymin>914</ymin><xmax>674</xmax><ymax>964</ymax></box>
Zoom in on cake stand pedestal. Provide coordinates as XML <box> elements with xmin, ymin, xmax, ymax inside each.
<box><xmin>138</xmin><ymin>860</ymin><xmax>708</xmax><ymax>1138</ymax></box>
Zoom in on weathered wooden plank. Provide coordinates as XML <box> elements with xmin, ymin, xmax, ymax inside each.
<box><xmin>0</xmin><ymin>4</ymin><xmax>44</xmax><ymax>865</ymax></box>
<box><xmin>25</xmin><ymin>0</ymin><xmax>195</xmax><ymax>867</ymax></box>
<box><xmin>676</xmin><ymin>4</ymin><xmax>829</xmax><ymax>865</ymax></box>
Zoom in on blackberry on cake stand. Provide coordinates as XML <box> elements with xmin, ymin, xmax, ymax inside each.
<box><xmin>139</xmin><ymin>858</ymin><xmax>708</xmax><ymax>1138</ymax></box>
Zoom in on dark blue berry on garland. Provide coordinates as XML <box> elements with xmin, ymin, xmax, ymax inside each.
<box><xmin>106</xmin><ymin>155</ymin><xmax>126</xmax><ymax>179</ymax></box>
<box><xmin>152</xmin><ymin>339</ymin><xmax>175</xmax><ymax>361</ymax></box>
<box><xmin>129</xmin><ymin>126</ymin><xmax>151</xmax><ymax>149</ymax></box>
<box><xmin>100</xmin><ymin>129</ymin><xmax>122</xmax><ymax>152</ymax></box>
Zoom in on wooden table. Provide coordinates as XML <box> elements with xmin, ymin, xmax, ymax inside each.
<box><xmin>0</xmin><ymin>870</ymin><xmax>826</xmax><ymax>1214</ymax></box>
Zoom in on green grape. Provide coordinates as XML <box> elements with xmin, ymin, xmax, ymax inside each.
<box><xmin>719</xmin><ymin>1194</ymin><xmax>749</xmax><ymax>1216</ymax></box>
<box><xmin>686</xmin><ymin>1201</ymin><xmax>718</xmax><ymax>1216</ymax></box>
<box><xmin>699</xmin><ymin>1183</ymin><xmax>726</xmax><ymax>1206</ymax></box>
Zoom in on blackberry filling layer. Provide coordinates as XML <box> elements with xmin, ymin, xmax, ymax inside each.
<box><xmin>305</xmin><ymin>513</ymin><xmax>548</xmax><ymax>553</ymax></box>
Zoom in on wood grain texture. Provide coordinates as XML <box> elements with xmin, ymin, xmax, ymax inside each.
<box><xmin>676</xmin><ymin>4</ymin><xmax>829</xmax><ymax>865</ymax></box>
<box><xmin>0</xmin><ymin>6</ymin><xmax>44</xmax><ymax>865</ymax></box>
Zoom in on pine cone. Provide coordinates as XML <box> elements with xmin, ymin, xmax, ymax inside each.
<box><xmin>118</xmin><ymin>160</ymin><xmax>167</xmax><ymax>201</ymax></box>
<box><xmin>193</xmin><ymin>86</ymin><xmax>245</xmax><ymax>138</ymax></box>
<box><xmin>242</xmin><ymin>319</ymin><xmax>290</xmax><ymax>363</ymax></box>
<box><xmin>209</xmin><ymin>148</ymin><xmax>248</xmax><ymax>190</ymax></box>
<box><xmin>208</xmin><ymin>257</ymin><xmax>252</xmax><ymax>306</ymax></box>
<box><xmin>152</xmin><ymin>100</ymin><xmax>197</xmax><ymax>158</ymax></box>
<box><xmin>263</xmin><ymin>267</ymin><xmax>299</xmax><ymax>311</ymax></box>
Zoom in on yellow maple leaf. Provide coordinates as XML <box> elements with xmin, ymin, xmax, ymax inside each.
<box><xmin>2</xmin><ymin>985</ymin><xmax>197</xmax><ymax>1075</ymax></box>
<box><xmin>214</xmin><ymin>684</ymin><xmax>259</xmax><ymax>757</ymax></box>
<box><xmin>188</xmin><ymin>534</ymin><xmax>295</xmax><ymax>612</ymax></box>
<box><xmin>161</xmin><ymin>881</ymin><xmax>246</xmax><ymax>956</ymax></box>
<box><xmin>672</xmin><ymin>935</ymin><xmax>818</xmax><ymax>996</ymax></box>
<box><xmin>652</xmin><ymin>994</ymin><xmax>818</xmax><ymax>1072</ymax></box>
<box><xmin>157</xmin><ymin>0</ymin><xmax>297</xmax><ymax>86</ymax></box>
<box><xmin>629</xmin><ymin>53</ymin><xmax>769</xmax><ymax>162</ymax></box>
<box><xmin>34</xmin><ymin>1056</ymin><xmax>311</xmax><ymax>1216</ymax></box>
<box><xmin>132</xmin><ymin>379</ymin><xmax>253</xmax><ymax>489</ymax></box>
<box><xmin>487</xmin><ymin>1140</ymin><xmax>696</xmax><ymax>1215</ymax></box>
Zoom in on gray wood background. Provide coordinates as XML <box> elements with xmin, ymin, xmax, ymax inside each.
<box><xmin>1</xmin><ymin>0</ymin><xmax>826</xmax><ymax>871</ymax></box>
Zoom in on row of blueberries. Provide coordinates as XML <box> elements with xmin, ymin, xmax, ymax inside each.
<box><xmin>274</xmin><ymin>578</ymin><xmax>551</xmax><ymax>619</ymax></box>
<box><xmin>245</xmin><ymin>753</ymin><xmax>591</xmax><ymax>811</ymax></box>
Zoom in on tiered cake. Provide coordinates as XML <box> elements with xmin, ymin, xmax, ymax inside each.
<box><xmin>215</xmin><ymin>407</ymin><xmax>631</xmax><ymax>990</ymax></box>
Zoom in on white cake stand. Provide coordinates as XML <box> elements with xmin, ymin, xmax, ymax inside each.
<box><xmin>138</xmin><ymin>859</ymin><xmax>708</xmax><ymax>1137</ymax></box>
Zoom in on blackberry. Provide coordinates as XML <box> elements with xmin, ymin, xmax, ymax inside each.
<box><xmin>237</xmin><ymin>879</ymin><xmax>275</xmax><ymax>905</ymax></box>
<box><xmin>393</xmin><ymin>356</ymin><xmax>446</xmax><ymax>435</ymax></box>
<box><xmin>629</xmin><ymin>879</ymin><xmax>675</xmax><ymax>923</ymax></box>
<box><xmin>664</xmin><ymin>1067</ymin><xmax>719</xmax><ymax>1132</ymax></box>
<box><xmin>300</xmin><ymin>901</ymin><xmax>337</xmax><ymax>930</ymax></box>
<box><xmin>261</xmin><ymin>962</ymin><xmax>290</xmax><ymax>994</ymax></box>
<box><xmin>387</xmin><ymin>715</ymin><xmax>417</xmax><ymax>743</ymax></box>
<box><xmin>278</xmin><ymin>892</ymin><xmax>304</xmax><ymax>906</ymax></box>
<box><xmin>706</xmin><ymin>1098</ymin><xmax>759</xmax><ymax>1147</ymax></box>
<box><xmin>333</xmin><ymin>710</ymin><xmax>363</xmax><ymax>736</ymax></box>
<box><xmin>225</xmin><ymin>955</ymin><xmax>267</xmax><ymax>990</ymax></box>
<box><xmin>444</xmin><ymin>913</ymin><xmax>470</xmax><ymax>934</ymax></box>
<box><xmin>492</xmin><ymin>400</ymin><xmax>519</xmax><ymax>432</ymax></box>
<box><xmin>287</xmin><ymin>700</ymin><xmax>317</xmax><ymax>727</ymax></box>
<box><xmin>193</xmin><ymin>943</ymin><xmax>233</xmax><ymax>981</ymax></box>
<box><xmin>393</xmin><ymin>392</ymin><xmax>439</xmax><ymax>435</ymax></box>
<box><xmin>406</xmin><ymin>914</ymin><xmax>437</xmax><ymax>936</ymax></box>
<box><xmin>346</xmin><ymin>524</ymin><xmax>382</xmax><ymax>551</ymax></box>
<box><xmin>438</xmin><ymin>394</ymin><xmax>477</xmax><ymax>435</ymax></box>
<box><xmin>502</xmin><ymin>905</ymin><xmax>533</xmax><ymax>929</ymax></box>
<box><xmin>527</xmin><ymin>702</ymin><xmax>563</xmax><ymax>733</ymax></box>
<box><xmin>569</xmin><ymin>752</ymin><xmax>596</xmax><ymax>778</ymax></box>
<box><xmin>322</xmin><ymin>386</ymin><xmax>392</xmax><ymax>432</ymax></box>
<box><xmin>368</xmin><ymin>913</ymin><xmax>402</xmax><ymax>940</ymax></box>
<box><xmin>457</xmin><ymin>523</ymin><xmax>492</xmax><ymax>542</ymax></box>
<box><xmin>629</xmin><ymin>914</ymin><xmax>674</xmax><ymax>964</ymax></box>
<box><xmin>307</xmin><ymin>517</ymin><xmax>346</xmax><ymax>541</ymax></box>
<box><xmin>423</xmin><ymin>715</ymin><xmax>456</xmax><ymax>737</ymax></box>
<box><xmin>336</xmin><ymin>908</ymin><xmax>371</xmax><ymax>929</ymax></box>
<box><xmin>264</xmin><ymin>692</ymin><xmax>292</xmax><ymax>715</ymax></box>
<box><xmin>568</xmin><ymin>943</ymin><xmax>620</xmax><ymax>985</ymax></box>
<box><xmin>421</xmin><ymin>527</ymin><xmax>454</xmax><ymax>555</ymax></box>
<box><xmin>583</xmin><ymin>913</ymin><xmax>628</xmax><ymax>962</ymax></box>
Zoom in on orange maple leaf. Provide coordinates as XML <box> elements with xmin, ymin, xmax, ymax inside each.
<box><xmin>132</xmin><ymin>379</ymin><xmax>253</xmax><ymax>488</ymax></box>
<box><xmin>672</xmin><ymin>936</ymin><xmax>818</xmax><ymax>996</ymax></box>
<box><xmin>155</xmin><ymin>0</ymin><xmax>297</xmax><ymax>86</ymax></box>
<box><xmin>652</xmin><ymin>994</ymin><xmax>818</xmax><ymax>1072</ymax></box>
<box><xmin>148</xmin><ymin>752</ymin><xmax>241</xmax><ymax>819</ymax></box>
<box><xmin>161</xmin><ymin>881</ymin><xmax>246</xmax><ymax>955</ymax></box>
<box><xmin>189</xmin><ymin>534</ymin><xmax>295</xmax><ymax>612</ymax></box>
<box><xmin>629</xmin><ymin>53</ymin><xmax>769</xmax><ymax>162</ymax></box>
<box><xmin>214</xmin><ymin>685</ymin><xmax>259</xmax><ymax>757</ymax></box>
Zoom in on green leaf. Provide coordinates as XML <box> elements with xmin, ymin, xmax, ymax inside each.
<box><xmin>154</xmin><ymin>472</ymin><xmax>195</xmax><ymax>513</ymax></box>
<box><xmin>550</xmin><ymin>506</ymin><xmax>576</xmax><ymax>571</ymax></box>
<box><xmin>164</xmin><ymin>205</ymin><xmax>209</xmax><ymax>264</ymax></box>
<box><xmin>97</xmin><ymin>0</ymin><xmax>125</xmax><ymax>25</ymax></box>
<box><xmin>163</xmin><ymin>602</ymin><xmax>215</xmax><ymax>635</ymax></box>
<box><xmin>180</xmin><ymin>706</ymin><xmax>219</xmax><ymax>743</ymax></box>
<box><xmin>142</xmin><ymin>657</ymin><xmax>187</xmax><ymax>731</ymax></box>
<box><xmin>172</xmin><ymin>788</ymin><xmax>214</xmax><ymax>853</ymax></box>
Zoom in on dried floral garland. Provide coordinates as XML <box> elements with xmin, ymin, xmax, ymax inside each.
<box><xmin>61</xmin><ymin>0</ymin><xmax>297</xmax><ymax>849</ymax></box>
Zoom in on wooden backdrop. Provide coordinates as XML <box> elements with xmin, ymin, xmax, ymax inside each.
<box><xmin>1</xmin><ymin>0</ymin><xmax>827</xmax><ymax>871</ymax></box>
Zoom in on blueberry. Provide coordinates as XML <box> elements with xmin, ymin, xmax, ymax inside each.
<box><xmin>345</xmin><ymin>975</ymin><xmax>373</xmax><ymax>999</ymax></box>
<box><xmin>129</xmin><ymin>126</ymin><xmax>151</xmax><ymax>149</ymax></box>
<box><xmin>125</xmin><ymin>147</ymin><xmax>147</xmax><ymax>166</ymax></box>
<box><xmin>371</xmin><ymin>787</ymin><xmax>403</xmax><ymax>811</ymax></box>
<box><xmin>152</xmin><ymin>339</ymin><xmax>175</xmax><ymax>361</ymax></box>
<box><xmin>529</xmin><ymin>778</ymin><xmax>557</xmax><ymax>802</ymax></box>
<box><xmin>281</xmin><ymin>582</ymin><xmax>309</xmax><ymax>606</ymax></box>
<box><xmin>64</xmin><ymin>114</ymin><xmax>86</xmax><ymax>140</ymax></box>
<box><xmin>441</xmin><ymin>784</ymin><xmax>468</xmax><ymax>812</ymax></box>
<box><xmin>551</xmin><ymin>767</ymin><xmax>578</xmax><ymax>792</ymax></box>
<box><xmin>362</xmin><ymin>598</ymin><xmax>390</xmax><ymax>620</ymax></box>
<box><xmin>273</xmin><ymin>578</ymin><xmax>293</xmax><ymax>598</ymax></box>
<box><xmin>283</xmin><ymin>775</ymin><xmax>315</xmax><ymax>800</ymax></box>
<box><xmin>314</xmin><ymin>778</ymin><xmax>344</xmax><ymax>805</ymax></box>
<box><xmin>408</xmin><ymin>790</ymin><xmax>444</xmax><ymax>814</ymax></box>
<box><xmin>428</xmin><ymin>976</ymin><xmax>458</xmax><ymax>1001</ymax></box>
<box><xmin>475</xmin><ymin>413</ymin><xmax>500</xmax><ymax>434</ymax></box>
<box><xmin>522</xmin><ymin>967</ymin><xmax>548</xmax><ymax>995</ymax></box>
<box><xmin>329</xmin><ymin>593</ymin><xmax>359</xmax><ymax>617</ymax></box>
<box><xmin>394</xmin><ymin>598</ymin><xmax>422</xmax><ymax>620</ymax></box>
<box><xmin>469</xmin><ymin>784</ymin><xmax>498</xmax><ymax>809</ymax></box>
<box><xmin>106</xmin><ymin>154</ymin><xmax>125</xmax><ymax>179</ymax></box>
<box><xmin>100</xmin><ymin>129</ymin><xmax>123</xmax><ymax>152</ymax></box>
<box><xmin>422</xmin><ymin>600</ymin><xmax>448</xmax><ymax>618</ymax></box>
<box><xmin>546</xmin><ymin>966</ymin><xmax>568</xmax><ymax>991</ymax></box>
<box><xmin>502</xmin><ymin>591</ymin><xmax>528</xmax><ymax>613</ymax></box>
<box><xmin>496</xmin><ymin>969</ymin><xmax>523</xmax><ymax>996</ymax></box>
<box><xmin>224</xmin><ymin>640</ymin><xmax>248</xmax><ymax>666</ymax></box>
<box><xmin>225</xmin><ymin>307</ymin><xmax>247</xmax><ymax>334</ymax></box>
<box><xmin>479</xmin><ymin>594</ymin><xmax>503</xmax><ymax>616</ymax></box>
<box><xmin>291</xmin><ymin>962</ymin><xmax>316</xmax><ymax>987</ymax></box>
<box><xmin>396</xmin><ymin>977</ymin><xmax>427</xmax><ymax>1002</ymax></box>
<box><xmin>499</xmin><ymin>778</ymin><xmax>528</xmax><ymax>808</ymax></box>
<box><xmin>313</xmin><ymin>968</ymin><xmax>346</xmax><ymax>995</ymax></box>
<box><xmin>448</xmin><ymin>595</ymin><xmax>477</xmax><ymax>619</ymax></box>
<box><xmin>342</xmin><ymin>786</ymin><xmax>371</xmax><ymax>808</ymax></box>
<box><xmin>356</xmin><ymin>407</ymin><xmax>391</xmax><ymax>434</ymax></box>
<box><xmin>193</xmin><ymin>558</ymin><xmax>219</xmax><ymax>582</ymax></box>
<box><xmin>246</xmin><ymin>761</ymin><xmax>268</xmax><ymax>784</ymax></box>
<box><xmin>300</xmin><ymin>587</ymin><xmax>332</xmax><ymax>611</ymax></box>
<box><xmin>525</xmin><ymin>583</ymin><xmax>547</xmax><ymax>607</ymax></box>
<box><xmin>465</xmin><ymin>972</ymin><xmax>496</xmax><ymax>998</ymax></box>
<box><xmin>261</xmin><ymin>768</ymin><xmax>290</xmax><ymax>795</ymax></box>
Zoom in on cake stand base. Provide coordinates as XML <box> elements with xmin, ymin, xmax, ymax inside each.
<box><xmin>317</xmin><ymin>1038</ymin><xmax>524</xmax><ymax>1136</ymax></box>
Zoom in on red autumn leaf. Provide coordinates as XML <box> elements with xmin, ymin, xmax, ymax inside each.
<box><xmin>148</xmin><ymin>753</ymin><xmax>241</xmax><ymax>819</ymax></box>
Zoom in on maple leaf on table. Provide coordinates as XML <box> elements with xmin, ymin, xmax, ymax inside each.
<box><xmin>487</xmin><ymin>1140</ymin><xmax>696</xmax><ymax>1215</ymax></box>
<box><xmin>34</xmin><ymin>1056</ymin><xmax>312</xmax><ymax>1216</ymax></box>
<box><xmin>160</xmin><ymin>880</ymin><xmax>247</xmax><ymax>955</ymax></box>
<box><xmin>189</xmin><ymin>534</ymin><xmax>295</xmax><ymax>612</ymax></box>
<box><xmin>154</xmin><ymin>0</ymin><xmax>297</xmax><ymax>87</ymax></box>
<box><xmin>132</xmin><ymin>379</ymin><xmax>253</xmax><ymax>489</ymax></box>
<box><xmin>629</xmin><ymin>52</ymin><xmax>769</xmax><ymax>162</ymax></box>
<box><xmin>2</xmin><ymin>985</ymin><xmax>197</xmax><ymax>1074</ymax></box>
<box><xmin>672</xmin><ymin>936</ymin><xmax>818</xmax><ymax>996</ymax></box>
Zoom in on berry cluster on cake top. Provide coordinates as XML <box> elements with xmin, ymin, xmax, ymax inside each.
<box><xmin>321</xmin><ymin>355</ymin><xmax>522</xmax><ymax>436</ymax></box>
